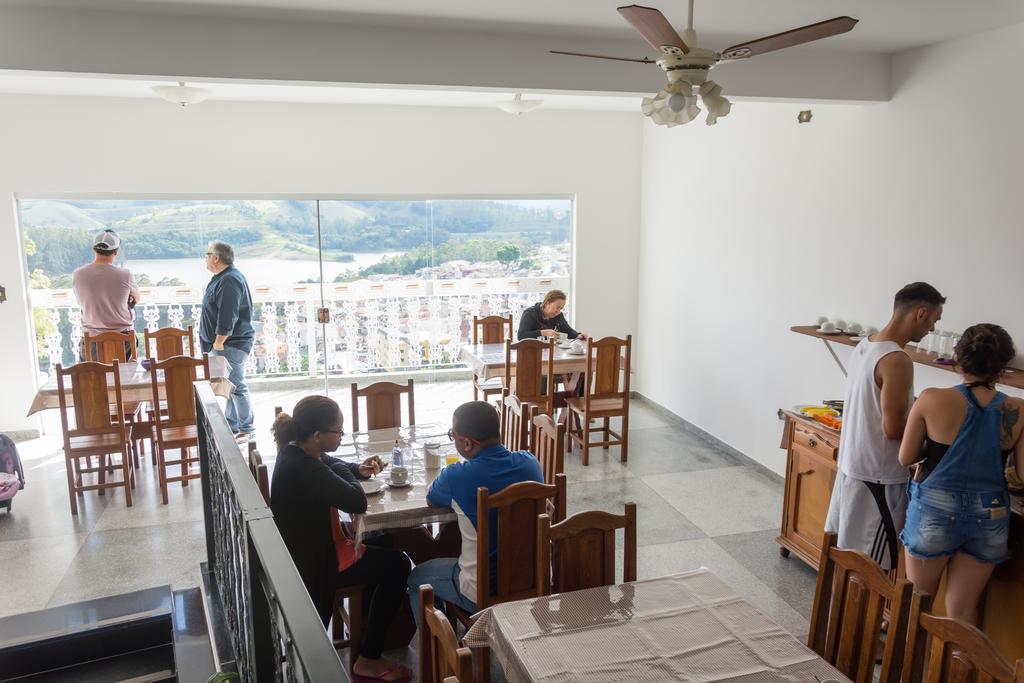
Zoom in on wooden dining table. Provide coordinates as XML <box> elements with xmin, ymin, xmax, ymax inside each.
<box><xmin>463</xmin><ymin>567</ymin><xmax>850</xmax><ymax>683</ymax></box>
<box><xmin>460</xmin><ymin>342</ymin><xmax>632</xmax><ymax>383</ymax></box>
<box><xmin>26</xmin><ymin>356</ymin><xmax>233</xmax><ymax>416</ymax></box>
<box><xmin>334</xmin><ymin>422</ymin><xmax>458</xmax><ymax>542</ymax></box>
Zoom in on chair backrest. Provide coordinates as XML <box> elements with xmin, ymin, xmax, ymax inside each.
<box><xmin>500</xmin><ymin>390</ymin><xmax>534</xmax><ymax>453</ymax></box>
<box><xmin>473</xmin><ymin>314</ymin><xmax>512</xmax><ymax>345</ymax></box>
<box><xmin>247</xmin><ymin>443</ymin><xmax>271</xmax><ymax>505</ymax></box>
<box><xmin>537</xmin><ymin>502</ymin><xmax>637</xmax><ymax>597</ymax></box>
<box><xmin>903</xmin><ymin>595</ymin><xmax>1024</xmax><ymax>683</ymax></box>
<box><xmin>55</xmin><ymin>360</ymin><xmax>128</xmax><ymax>441</ymax></box>
<box><xmin>475</xmin><ymin>474</ymin><xmax>566</xmax><ymax>609</ymax></box>
<box><xmin>808</xmin><ymin>532</ymin><xmax>913</xmax><ymax>683</ymax></box>
<box><xmin>504</xmin><ymin>338</ymin><xmax>554</xmax><ymax>416</ymax></box>
<box><xmin>144</xmin><ymin>325</ymin><xmax>194</xmax><ymax>360</ymax></box>
<box><xmin>83</xmin><ymin>330</ymin><xmax>137</xmax><ymax>362</ymax></box>
<box><xmin>150</xmin><ymin>354</ymin><xmax>211</xmax><ymax>432</ymax></box>
<box><xmin>581</xmin><ymin>335</ymin><xmax>631</xmax><ymax>408</ymax></box>
<box><xmin>418</xmin><ymin>585</ymin><xmax>474</xmax><ymax>683</ymax></box>
<box><xmin>530</xmin><ymin>413</ymin><xmax>565</xmax><ymax>485</ymax></box>
<box><xmin>350</xmin><ymin>379</ymin><xmax>415</xmax><ymax>432</ymax></box>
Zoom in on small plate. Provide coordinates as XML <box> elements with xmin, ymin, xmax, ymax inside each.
<box><xmin>385</xmin><ymin>478</ymin><xmax>412</xmax><ymax>489</ymax></box>
<box><xmin>817</xmin><ymin>328</ymin><xmax>843</xmax><ymax>335</ymax></box>
<box><xmin>565</xmin><ymin>349</ymin><xmax>586</xmax><ymax>356</ymax></box>
<box><xmin>360</xmin><ymin>479</ymin><xmax>384</xmax><ymax>495</ymax></box>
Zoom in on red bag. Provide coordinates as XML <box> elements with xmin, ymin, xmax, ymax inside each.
<box><xmin>330</xmin><ymin>508</ymin><xmax>366</xmax><ymax>572</ymax></box>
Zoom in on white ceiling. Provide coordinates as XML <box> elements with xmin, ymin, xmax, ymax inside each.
<box><xmin>0</xmin><ymin>71</ymin><xmax>643</xmax><ymax>110</ymax></box>
<box><xmin>13</xmin><ymin>0</ymin><xmax>1024</xmax><ymax>53</ymax></box>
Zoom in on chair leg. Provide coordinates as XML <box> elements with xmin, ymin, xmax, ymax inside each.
<box><xmin>603</xmin><ymin>417</ymin><xmax>610</xmax><ymax>448</ymax></box>
<box><xmin>182</xmin><ymin>448</ymin><xmax>189</xmax><ymax>487</ymax></box>
<box><xmin>581</xmin><ymin>414</ymin><xmax>591</xmax><ymax>466</ymax></box>
<box><xmin>620</xmin><ymin>410</ymin><xmax>629</xmax><ymax>462</ymax></box>
<box><xmin>473</xmin><ymin>383</ymin><xmax>479</xmax><ymax>401</ymax></box>
<box><xmin>123</xmin><ymin>447</ymin><xmax>133</xmax><ymax>508</ymax></box>
<box><xmin>98</xmin><ymin>455</ymin><xmax>107</xmax><ymax>495</ymax></box>
<box><xmin>157</xmin><ymin>444</ymin><xmax>169</xmax><ymax>505</ymax></box>
<box><xmin>65</xmin><ymin>452</ymin><xmax>78</xmax><ymax>516</ymax></box>
<box><xmin>348</xmin><ymin>590</ymin><xmax>364</xmax><ymax>672</ymax></box>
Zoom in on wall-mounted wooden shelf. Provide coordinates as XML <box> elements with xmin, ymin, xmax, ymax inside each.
<box><xmin>791</xmin><ymin>325</ymin><xmax>1024</xmax><ymax>391</ymax></box>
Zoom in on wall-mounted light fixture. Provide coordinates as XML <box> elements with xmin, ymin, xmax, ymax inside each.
<box><xmin>797</xmin><ymin>110</ymin><xmax>813</xmax><ymax>124</ymax></box>
<box><xmin>0</xmin><ymin>284</ymin><xmax>6</xmax><ymax>303</ymax></box>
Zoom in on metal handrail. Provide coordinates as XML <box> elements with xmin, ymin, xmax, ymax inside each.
<box><xmin>196</xmin><ymin>381</ymin><xmax>349</xmax><ymax>682</ymax></box>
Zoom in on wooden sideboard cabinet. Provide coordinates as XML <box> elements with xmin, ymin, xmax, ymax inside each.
<box><xmin>776</xmin><ymin>411</ymin><xmax>840</xmax><ymax>568</ymax></box>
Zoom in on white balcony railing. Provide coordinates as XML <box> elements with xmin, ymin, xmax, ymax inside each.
<box><xmin>32</xmin><ymin>275</ymin><xmax>569</xmax><ymax>380</ymax></box>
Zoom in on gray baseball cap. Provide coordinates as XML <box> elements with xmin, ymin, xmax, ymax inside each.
<box><xmin>93</xmin><ymin>229</ymin><xmax>121</xmax><ymax>251</ymax></box>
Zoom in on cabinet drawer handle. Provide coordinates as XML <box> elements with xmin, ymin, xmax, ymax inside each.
<box><xmin>808</xmin><ymin>438</ymin><xmax>818</xmax><ymax>447</ymax></box>
<box><xmin>799</xmin><ymin>468</ymin><xmax>815</xmax><ymax>476</ymax></box>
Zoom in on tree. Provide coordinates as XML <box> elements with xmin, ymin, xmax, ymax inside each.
<box><xmin>495</xmin><ymin>243</ymin><xmax>521</xmax><ymax>265</ymax></box>
<box><xmin>28</xmin><ymin>269</ymin><xmax>51</xmax><ymax>289</ymax></box>
<box><xmin>135</xmin><ymin>273</ymin><xmax>154</xmax><ymax>286</ymax></box>
<box><xmin>156</xmin><ymin>276</ymin><xmax>185</xmax><ymax>286</ymax></box>
<box><xmin>24</xmin><ymin>234</ymin><xmax>36</xmax><ymax>256</ymax></box>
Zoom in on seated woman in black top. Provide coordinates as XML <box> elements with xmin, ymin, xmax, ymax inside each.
<box><xmin>271</xmin><ymin>395</ymin><xmax>412</xmax><ymax>682</ymax></box>
<box><xmin>517</xmin><ymin>288</ymin><xmax>589</xmax><ymax>341</ymax></box>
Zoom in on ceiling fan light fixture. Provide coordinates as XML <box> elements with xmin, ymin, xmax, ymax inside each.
<box><xmin>700</xmin><ymin>81</ymin><xmax>732</xmax><ymax>126</ymax></box>
<box><xmin>642</xmin><ymin>83</ymin><xmax>699</xmax><ymax>127</ymax></box>
<box><xmin>497</xmin><ymin>93</ymin><xmax>543</xmax><ymax>115</ymax></box>
<box><xmin>151</xmin><ymin>81</ymin><xmax>211</xmax><ymax>107</ymax></box>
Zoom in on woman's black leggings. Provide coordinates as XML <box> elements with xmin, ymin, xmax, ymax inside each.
<box><xmin>334</xmin><ymin>544</ymin><xmax>412</xmax><ymax>659</ymax></box>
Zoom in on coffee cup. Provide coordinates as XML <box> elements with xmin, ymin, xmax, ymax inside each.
<box><xmin>390</xmin><ymin>466</ymin><xmax>409</xmax><ymax>486</ymax></box>
<box><xmin>864</xmin><ymin>326</ymin><xmax>878</xmax><ymax>336</ymax></box>
<box><xmin>570</xmin><ymin>339</ymin><xmax>585</xmax><ymax>353</ymax></box>
<box><xmin>833</xmin><ymin>319</ymin><xmax>848</xmax><ymax>332</ymax></box>
<box><xmin>819</xmin><ymin>322</ymin><xmax>836</xmax><ymax>333</ymax></box>
<box><xmin>846</xmin><ymin>322</ymin><xmax>863</xmax><ymax>335</ymax></box>
<box><xmin>423</xmin><ymin>442</ymin><xmax>441</xmax><ymax>470</ymax></box>
<box><xmin>557</xmin><ymin>332</ymin><xmax>568</xmax><ymax>341</ymax></box>
<box><xmin>816</xmin><ymin>316</ymin><xmax>830</xmax><ymax>326</ymax></box>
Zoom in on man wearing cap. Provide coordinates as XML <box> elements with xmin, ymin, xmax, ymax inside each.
<box><xmin>200</xmin><ymin>241</ymin><xmax>255</xmax><ymax>443</ymax></box>
<box><xmin>72</xmin><ymin>229</ymin><xmax>141</xmax><ymax>359</ymax></box>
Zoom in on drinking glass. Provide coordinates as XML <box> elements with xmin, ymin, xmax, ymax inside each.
<box><xmin>445</xmin><ymin>452</ymin><xmax>461</xmax><ymax>466</ymax></box>
<box><xmin>938</xmin><ymin>332</ymin><xmax>954</xmax><ymax>359</ymax></box>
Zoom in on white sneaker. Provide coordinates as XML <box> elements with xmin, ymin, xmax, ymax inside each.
<box><xmin>234</xmin><ymin>431</ymin><xmax>254</xmax><ymax>444</ymax></box>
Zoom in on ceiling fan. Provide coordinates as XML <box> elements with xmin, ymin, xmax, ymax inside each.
<box><xmin>552</xmin><ymin>1</ymin><xmax>857</xmax><ymax>127</ymax></box>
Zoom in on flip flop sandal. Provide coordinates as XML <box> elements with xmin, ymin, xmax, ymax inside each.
<box><xmin>351</xmin><ymin>664</ymin><xmax>413</xmax><ymax>683</ymax></box>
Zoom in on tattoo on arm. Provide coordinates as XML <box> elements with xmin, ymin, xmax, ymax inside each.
<box><xmin>1000</xmin><ymin>404</ymin><xmax>1019</xmax><ymax>449</ymax></box>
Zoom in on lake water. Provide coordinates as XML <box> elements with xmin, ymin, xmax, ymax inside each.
<box><xmin>125</xmin><ymin>253</ymin><xmax>398</xmax><ymax>289</ymax></box>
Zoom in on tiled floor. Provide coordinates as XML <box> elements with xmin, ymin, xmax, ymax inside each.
<box><xmin>1</xmin><ymin>379</ymin><xmax>818</xmax><ymax>676</ymax></box>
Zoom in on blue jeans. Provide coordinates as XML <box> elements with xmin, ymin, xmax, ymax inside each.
<box><xmin>211</xmin><ymin>346</ymin><xmax>254</xmax><ymax>433</ymax></box>
<box><xmin>408</xmin><ymin>558</ymin><xmax>476</xmax><ymax>626</ymax></box>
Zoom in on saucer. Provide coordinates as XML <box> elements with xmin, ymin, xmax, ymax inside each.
<box><xmin>817</xmin><ymin>328</ymin><xmax>842</xmax><ymax>335</ymax></box>
<box><xmin>385</xmin><ymin>478</ymin><xmax>412</xmax><ymax>489</ymax></box>
<box><xmin>360</xmin><ymin>479</ymin><xmax>384</xmax><ymax>495</ymax></box>
<box><xmin>566</xmin><ymin>349</ymin><xmax>586</xmax><ymax>355</ymax></box>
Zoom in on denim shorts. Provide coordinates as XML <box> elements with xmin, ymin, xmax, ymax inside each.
<box><xmin>900</xmin><ymin>481</ymin><xmax>1010</xmax><ymax>564</ymax></box>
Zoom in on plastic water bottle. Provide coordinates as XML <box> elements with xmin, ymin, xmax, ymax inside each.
<box><xmin>391</xmin><ymin>440</ymin><xmax>403</xmax><ymax>468</ymax></box>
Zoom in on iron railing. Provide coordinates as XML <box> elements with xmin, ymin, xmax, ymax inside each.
<box><xmin>196</xmin><ymin>381</ymin><xmax>349</xmax><ymax>682</ymax></box>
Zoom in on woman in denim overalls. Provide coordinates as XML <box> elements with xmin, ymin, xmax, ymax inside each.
<box><xmin>898</xmin><ymin>323</ymin><xmax>1024</xmax><ymax>624</ymax></box>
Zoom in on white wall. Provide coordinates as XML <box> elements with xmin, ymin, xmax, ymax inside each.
<box><xmin>0</xmin><ymin>96</ymin><xmax>642</xmax><ymax>433</ymax></box>
<box><xmin>636</xmin><ymin>21</ymin><xmax>1024</xmax><ymax>475</ymax></box>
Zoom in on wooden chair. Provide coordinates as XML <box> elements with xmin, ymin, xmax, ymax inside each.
<box><xmin>530</xmin><ymin>413</ymin><xmax>565</xmax><ymax>485</ymax></box>
<box><xmin>133</xmin><ymin>326</ymin><xmax>196</xmax><ymax>466</ymax></box>
<box><xmin>83</xmin><ymin>330</ymin><xmax>137</xmax><ymax>362</ymax></box>
<box><xmin>84</xmin><ymin>330</ymin><xmax>145</xmax><ymax>465</ymax></box>
<box><xmin>536</xmin><ymin>502</ymin><xmax>637</xmax><ymax>597</ymax></box>
<box><xmin>500</xmin><ymin>390</ymin><xmax>534</xmax><ymax>453</ymax></box>
<box><xmin>503</xmin><ymin>337</ymin><xmax>554</xmax><ymax>421</ymax></box>
<box><xmin>246</xmin><ymin>442</ymin><xmax>271</xmax><ymax>505</ymax></box>
<box><xmin>566</xmin><ymin>335</ymin><xmax>632</xmax><ymax>465</ymax></box>
<box><xmin>419</xmin><ymin>586</ymin><xmax>474</xmax><ymax>683</ymax></box>
<box><xmin>144</xmin><ymin>325</ymin><xmax>195</xmax><ymax>360</ymax></box>
<box><xmin>472</xmin><ymin>315</ymin><xmax>512</xmax><ymax>403</ymax></box>
<box><xmin>331</xmin><ymin>584</ymin><xmax>365</xmax><ymax>672</ymax></box>
<box><xmin>150</xmin><ymin>354</ymin><xmax>210</xmax><ymax>504</ymax></box>
<box><xmin>56</xmin><ymin>360</ymin><xmax>134</xmax><ymax>515</ymax></box>
<box><xmin>808</xmin><ymin>532</ymin><xmax>913</xmax><ymax>683</ymax></box>
<box><xmin>903</xmin><ymin>592</ymin><xmax>1024</xmax><ymax>683</ymax></box>
<box><xmin>444</xmin><ymin>474</ymin><xmax>566</xmax><ymax>682</ymax></box>
<box><xmin>350</xmin><ymin>379</ymin><xmax>415</xmax><ymax>431</ymax></box>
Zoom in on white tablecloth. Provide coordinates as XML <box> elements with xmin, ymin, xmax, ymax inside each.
<box><xmin>464</xmin><ymin>568</ymin><xmax>850</xmax><ymax>683</ymax></box>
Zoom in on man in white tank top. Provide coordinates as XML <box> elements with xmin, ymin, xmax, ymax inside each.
<box><xmin>824</xmin><ymin>282</ymin><xmax>945</xmax><ymax>569</ymax></box>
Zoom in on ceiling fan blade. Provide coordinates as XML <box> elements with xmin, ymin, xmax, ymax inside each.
<box><xmin>617</xmin><ymin>5</ymin><xmax>689</xmax><ymax>55</ymax></box>
<box><xmin>549</xmin><ymin>50</ymin><xmax>656</xmax><ymax>64</ymax></box>
<box><xmin>720</xmin><ymin>16</ymin><xmax>857</xmax><ymax>60</ymax></box>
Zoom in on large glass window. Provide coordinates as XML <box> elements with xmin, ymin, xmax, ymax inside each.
<box><xmin>20</xmin><ymin>197</ymin><xmax>572</xmax><ymax>383</ymax></box>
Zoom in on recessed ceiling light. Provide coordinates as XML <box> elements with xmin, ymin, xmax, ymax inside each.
<box><xmin>497</xmin><ymin>93</ymin><xmax>543</xmax><ymax>115</ymax></box>
<box><xmin>152</xmin><ymin>81</ymin><xmax>211</xmax><ymax>107</ymax></box>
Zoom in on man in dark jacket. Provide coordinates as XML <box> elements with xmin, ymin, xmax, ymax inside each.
<box><xmin>200</xmin><ymin>241</ymin><xmax>255</xmax><ymax>442</ymax></box>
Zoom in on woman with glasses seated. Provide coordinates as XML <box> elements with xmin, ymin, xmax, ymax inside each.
<box><xmin>271</xmin><ymin>395</ymin><xmax>413</xmax><ymax>683</ymax></box>
<box><xmin>406</xmin><ymin>400</ymin><xmax>543</xmax><ymax>623</ymax></box>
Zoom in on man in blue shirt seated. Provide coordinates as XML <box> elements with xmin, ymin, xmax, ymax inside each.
<box><xmin>408</xmin><ymin>400</ymin><xmax>543</xmax><ymax>621</ymax></box>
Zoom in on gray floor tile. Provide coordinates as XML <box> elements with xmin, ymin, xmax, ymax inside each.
<box><xmin>0</xmin><ymin>533</ymin><xmax>88</xmax><ymax>618</ymax></box>
<box><xmin>0</xmin><ymin>456</ymin><xmax>110</xmax><ymax>542</ymax></box>
<box><xmin>46</xmin><ymin>521</ymin><xmax>206</xmax><ymax>607</ymax></box>
<box><xmin>563</xmin><ymin>447</ymin><xmax>634</xmax><ymax>483</ymax></box>
<box><xmin>567</xmin><ymin>477</ymin><xmax>705</xmax><ymax>546</ymax></box>
<box><xmin>93</xmin><ymin>461</ymin><xmax>205</xmax><ymax>532</ymax></box>
<box><xmin>642</xmin><ymin>466</ymin><xmax>783</xmax><ymax>537</ymax></box>
<box><xmin>712</xmin><ymin>528</ymin><xmax>818</xmax><ymax>619</ymax></box>
<box><xmin>624</xmin><ymin>425</ymin><xmax>743</xmax><ymax>477</ymax></box>
<box><xmin>634</xmin><ymin>538</ymin><xmax>810</xmax><ymax>638</ymax></box>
